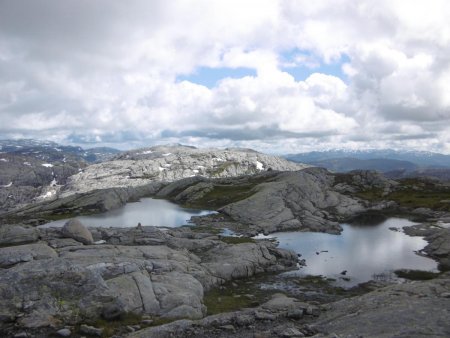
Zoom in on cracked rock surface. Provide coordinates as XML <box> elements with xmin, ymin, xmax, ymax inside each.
<box><xmin>0</xmin><ymin>222</ymin><xmax>297</xmax><ymax>336</ymax></box>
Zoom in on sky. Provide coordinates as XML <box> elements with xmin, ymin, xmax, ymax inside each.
<box><xmin>1</xmin><ymin>0</ymin><xmax>450</xmax><ymax>154</ymax></box>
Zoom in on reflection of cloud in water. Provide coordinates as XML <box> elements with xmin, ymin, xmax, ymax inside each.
<box><xmin>272</xmin><ymin>218</ymin><xmax>437</xmax><ymax>285</ymax></box>
<box><xmin>42</xmin><ymin>198</ymin><xmax>214</xmax><ymax>228</ymax></box>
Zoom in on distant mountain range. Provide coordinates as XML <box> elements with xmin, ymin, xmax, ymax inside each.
<box><xmin>0</xmin><ymin>139</ymin><xmax>120</xmax><ymax>163</ymax></box>
<box><xmin>285</xmin><ymin>149</ymin><xmax>450</xmax><ymax>181</ymax></box>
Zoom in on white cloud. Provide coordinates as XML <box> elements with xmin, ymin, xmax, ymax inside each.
<box><xmin>0</xmin><ymin>0</ymin><xmax>450</xmax><ymax>153</ymax></box>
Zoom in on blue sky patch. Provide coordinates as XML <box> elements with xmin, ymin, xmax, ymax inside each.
<box><xmin>177</xmin><ymin>67</ymin><xmax>256</xmax><ymax>88</ymax></box>
<box><xmin>280</xmin><ymin>49</ymin><xmax>350</xmax><ymax>81</ymax></box>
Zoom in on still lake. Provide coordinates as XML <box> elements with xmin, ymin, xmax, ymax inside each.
<box><xmin>42</xmin><ymin>199</ymin><xmax>438</xmax><ymax>286</ymax></box>
<box><xmin>42</xmin><ymin>198</ymin><xmax>214</xmax><ymax>228</ymax></box>
<box><xmin>256</xmin><ymin>218</ymin><xmax>438</xmax><ymax>286</ymax></box>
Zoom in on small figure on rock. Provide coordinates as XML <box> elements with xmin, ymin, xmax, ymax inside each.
<box><xmin>340</xmin><ymin>270</ymin><xmax>347</xmax><ymax>275</ymax></box>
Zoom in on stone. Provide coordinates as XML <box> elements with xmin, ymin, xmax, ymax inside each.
<box><xmin>56</xmin><ymin>328</ymin><xmax>71</xmax><ymax>337</ymax></box>
<box><xmin>101</xmin><ymin>302</ymin><xmax>125</xmax><ymax>320</ymax></box>
<box><xmin>80</xmin><ymin>324</ymin><xmax>103</xmax><ymax>336</ymax></box>
<box><xmin>13</xmin><ymin>333</ymin><xmax>28</xmax><ymax>338</ymax></box>
<box><xmin>279</xmin><ymin>327</ymin><xmax>305</xmax><ymax>337</ymax></box>
<box><xmin>61</xmin><ymin>219</ymin><xmax>94</xmax><ymax>245</ymax></box>
<box><xmin>220</xmin><ymin>324</ymin><xmax>235</xmax><ymax>331</ymax></box>
<box><xmin>287</xmin><ymin>309</ymin><xmax>304</xmax><ymax>319</ymax></box>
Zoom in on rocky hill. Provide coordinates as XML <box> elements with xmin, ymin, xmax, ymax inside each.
<box><xmin>1</xmin><ymin>144</ymin><xmax>308</xmax><ymax>217</ymax></box>
<box><xmin>60</xmin><ymin>145</ymin><xmax>308</xmax><ymax>197</ymax></box>
<box><xmin>0</xmin><ymin>139</ymin><xmax>122</xmax><ymax>213</ymax></box>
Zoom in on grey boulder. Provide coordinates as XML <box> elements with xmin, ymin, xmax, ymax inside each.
<box><xmin>61</xmin><ymin>219</ymin><xmax>94</xmax><ymax>245</ymax></box>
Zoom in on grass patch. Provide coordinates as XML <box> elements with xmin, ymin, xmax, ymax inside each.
<box><xmin>353</xmin><ymin>177</ymin><xmax>450</xmax><ymax>212</ymax></box>
<box><xmin>293</xmin><ymin>275</ymin><xmax>349</xmax><ymax>296</ymax></box>
<box><xmin>386</xmin><ymin>178</ymin><xmax>450</xmax><ymax>211</ymax></box>
<box><xmin>355</xmin><ymin>187</ymin><xmax>384</xmax><ymax>201</ymax></box>
<box><xmin>184</xmin><ymin>173</ymin><xmax>277</xmax><ymax>209</ymax></box>
<box><xmin>186</xmin><ymin>184</ymin><xmax>257</xmax><ymax>209</ymax></box>
<box><xmin>87</xmin><ymin>312</ymin><xmax>145</xmax><ymax>337</ymax></box>
<box><xmin>203</xmin><ymin>278</ymin><xmax>275</xmax><ymax>315</ymax></box>
<box><xmin>394</xmin><ymin>269</ymin><xmax>441</xmax><ymax>281</ymax></box>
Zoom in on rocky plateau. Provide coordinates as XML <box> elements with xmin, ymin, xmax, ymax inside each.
<box><xmin>1</xmin><ymin>142</ymin><xmax>450</xmax><ymax>337</ymax></box>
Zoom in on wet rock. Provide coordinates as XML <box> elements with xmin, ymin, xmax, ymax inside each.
<box><xmin>61</xmin><ymin>219</ymin><xmax>94</xmax><ymax>245</ymax></box>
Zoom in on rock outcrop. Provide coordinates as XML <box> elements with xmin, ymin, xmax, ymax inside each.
<box><xmin>160</xmin><ymin>168</ymin><xmax>396</xmax><ymax>235</ymax></box>
<box><xmin>311</xmin><ymin>273</ymin><xmax>450</xmax><ymax>338</ymax></box>
<box><xmin>125</xmin><ymin>274</ymin><xmax>450</xmax><ymax>338</ymax></box>
<box><xmin>0</xmin><ymin>222</ymin><xmax>298</xmax><ymax>337</ymax></box>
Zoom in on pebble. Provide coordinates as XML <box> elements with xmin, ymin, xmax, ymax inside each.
<box><xmin>56</xmin><ymin>328</ymin><xmax>71</xmax><ymax>337</ymax></box>
<box><xmin>13</xmin><ymin>333</ymin><xmax>28</xmax><ymax>338</ymax></box>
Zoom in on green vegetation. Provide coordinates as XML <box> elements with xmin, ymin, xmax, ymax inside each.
<box><xmin>185</xmin><ymin>174</ymin><xmax>276</xmax><ymax>209</ymax></box>
<box><xmin>355</xmin><ymin>178</ymin><xmax>450</xmax><ymax>212</ymax></box>
<box><xmin>203</xmin><ymin>278</ymin><xmax>275</xmax><ymax>315</ymax></box>
<box><xmin>355</xmin><ymin>187</ymin><xmax>384</xmax><ymax>201</ymax></box>
<box><xmin>394</xmin><ymin>269</ymin><xmax>441</xmax><ymax>280</ymax></box>
<box><xmin>186</xmin><ymin>184</ymin><xmax>257</xmax><ymax>209</ymax></box>
<box><xmin>292</xmin><ymin>275</ymin><xmax>349</xmax><ymax>296</ymax></box>
<box><xmin>388</xmin><ymin>181</ymin><xmax>450</xmax><ymax>211</ymax></box>
<box><xmin>88</xmin><ymin>312</ymin><xmax>149</xmax><ymax>337</ymax></box>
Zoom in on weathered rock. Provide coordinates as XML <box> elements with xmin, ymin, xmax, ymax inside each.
<box><xmin>311</xmin><ymin>275</ymin><xmax>450</xmax><ymax>337</ymax></box>
<box><xmin>61</xmin><ymin>219</ymin><xmax>94</xmax><ymax>245</ymax></box>
<box><xmin>127</xmin><ymin>294</ymin><xmax>314</xmax><ymax>338</ymax></box>
<box><xmin>0</xmin><ymin>226</ymin><xmax>297</xmax><ymax>337</ymax></box>
<box><xmin>0</xmin><ymin>225</ymin><xmax>39</xmax><ymax>246</ymax></box>
<box><xmin>63</xmin><ymin>145</ymin><xmax>308</xmax><ymax>196</ymax></box>
<box><xmin>0</xmin><ymin>242</ymin><xmax>57</xmax><ymax>268</ymax></box>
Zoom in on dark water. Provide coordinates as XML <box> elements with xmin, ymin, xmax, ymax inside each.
<box><xmin>255</xmin><ymin>218</ymin><xmax>438</xmax><ymax>286</ymax></box>
<box><xmin>42</xmin><ymin>198</ymin><xmax>214</xmax><ymax>228</ymax></box>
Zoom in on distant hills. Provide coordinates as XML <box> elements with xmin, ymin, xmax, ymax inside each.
<box><xmin>0</xmin><ymin>139</ymin><xmax>120</xmax><ymax>163</ymax></box>
<box><xmin>285</xmin><ymin>149</ymin><xmax>450</xmax><ymax>181</ymax></box>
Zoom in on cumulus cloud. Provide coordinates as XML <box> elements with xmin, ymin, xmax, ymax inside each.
<box><xmin>0</xmin><ymin>0</ymin><xmax>450</xmax><ymax>153</ymax></box>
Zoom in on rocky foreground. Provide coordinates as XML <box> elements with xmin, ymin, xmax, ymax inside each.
<box><xmin>0</xmin><ymin>220</ymin><xmax>298</xmax><ymax>337</ymax></box>
<box><xmin>1</xmin><ymin>219</ymin><xmax>449</xmax><ymax>337</ymax></box>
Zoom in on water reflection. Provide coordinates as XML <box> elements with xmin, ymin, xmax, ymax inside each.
<box><xmin>41</xmin><ymin>198</ymin><xmax>214</xmax><ymax>228</ymax></box>
<box><xmin>256</xmin><ymin>218</ymin><xmax>438</xmax><ymax>286</ymax></box>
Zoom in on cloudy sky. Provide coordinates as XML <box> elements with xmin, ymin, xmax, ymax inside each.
<box><xmin>1</xmin><ymin>0</ymin><xmax>450</xmax><ymax>154</ymax></box>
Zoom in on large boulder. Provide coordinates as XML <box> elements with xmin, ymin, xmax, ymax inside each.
<box><xmin>61</xmin><ymin>219</ymin><xmax>94</xmax><ymax>245</ymax></box>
